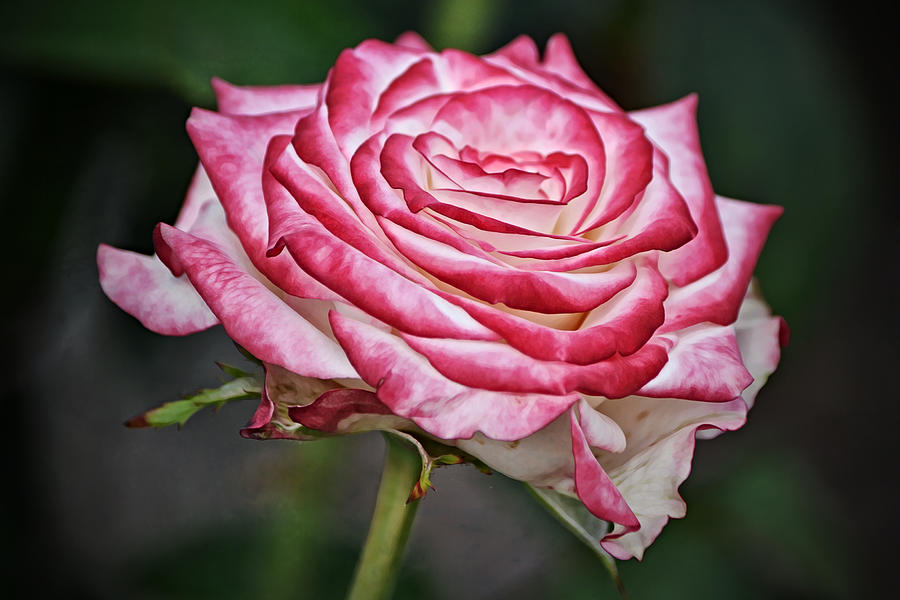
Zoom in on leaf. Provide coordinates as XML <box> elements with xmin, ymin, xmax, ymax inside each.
<box><xmin>528</xmin><ymin>485</ymin><xmax>627</xmax><ymax>597</ymax></box>
<box><xmin>126</xmin><ymin>376</ymin><xmax>262</xmax><ymax>429</ymax></box>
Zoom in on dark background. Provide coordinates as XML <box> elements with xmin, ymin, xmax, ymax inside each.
<box><xmin>2</xmin><ymin>1</ymin><xmax>896</xmax><ymax>598</ymax></box>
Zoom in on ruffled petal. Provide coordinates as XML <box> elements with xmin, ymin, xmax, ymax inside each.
<box><xmin>394</xmin><ymin>31</ymin><xmax>433</xmax><ymax>51</ymax></box>
<box><xmin>571</xmin><ymin>402</ymin><xmax>640</xmax><ymax>529</ymax></box>
<box><xmin>380</xmin><ymin>216</ymin><xmax>641</xmax><ymax>313</ymax></box>
<box><xmin>597</xmin><ymin>396</ymin><xmax>747</xmax><ymax>559</ymax></box>
<box><xmin>733</xmin><ymin>282</ymin><xmax>788</xmax><ymax>409</ymax></box>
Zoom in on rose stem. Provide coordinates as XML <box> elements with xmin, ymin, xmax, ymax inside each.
<box><xmin>346</xmin><ymin>432</ymin><xmax>421</xmax><ymax>600</ymax></box>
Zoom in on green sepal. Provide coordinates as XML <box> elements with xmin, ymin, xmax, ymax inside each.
<box><xmin>125</xmin><ymin>376</ymin><xmax>262</xmax><ymax>429</ymax></box>
<box><xmin>234</xmin><ymin>343</ymin><xmax>263</xmax><ymax>366</ymax></box>
<box><xmin>528</xmin><ymin>485</ymin><xmax>626</xmax><ymax>597</ymax></box>
<box><xmin>215</xmin><ymin>361</ymin><xmax>255</xmax><ymax>379</ymax></box>
<box><xmin>383</xmin><ymin>433</ymin><xmax>492</xmax><ymax>503</ymax></box>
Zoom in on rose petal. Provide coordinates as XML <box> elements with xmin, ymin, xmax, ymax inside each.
<box><xmin>379</xmin><ymin>216</ymin><xmax>641</xmax><ymax>313</ymax></box>
<box><xmin>395</xmin><ymin>31</ymin><xmax>433</xmax><ymax>51</ymax></box>
<box><xmin>326</xmin><ymin>39</ymin><xmax>427</xmax><ymax>155</ymax></box>
<box><xmin>430</xmin><ymin>87</ymin><xmax>606</xmax><ymax>213</ymax></box>
<box><xmin>211</xmin><ymin>77</ymin><xmax>320</xmax><ymax>116</ymax></box>
<box><xmin>733</xmin><ymin>282</ymin><xmax>788</xmax><ymax>409</ymax></box>
<box><xmin>277</xmin><ymin>224</ymin><xmax>500</xmax><ymax>341</ymax></box>
<box><xmin>484</xmin><ymin>153</ymin><xmax>696</xmax><ymax>272</ymax></box>
<box><xmin>371</xmin><ymin>58</ymin><xmax>442</xmax><ymax>123</ymax></box>
<box><xmin>267</xmin><ymin>138</ymin><xmax>427</xmax><ymax>283</ymax></box>
<box><xmin>485</xmin><ymin>37</ymin><xmax>620</xmax><ymax>114</ymax></box>
<box><xmin>576</xmin><ymin>398</ymin><xmax>626</xmax><ymax>453</ymax></box>
<box><xmin>187</xmin><ymin>107</ymin><xmax>339</xmax><ymax>301</ymax></box>
<box><xmin>636</xmin><ymin>325</ymin><xmax>753</xmax><ymax>402</ymax></box>
<box><xmin>488</xmin><ymin>35</ymin><xmax>541</xmax><ymax>69</ymax></box>
<box><xmin>98</xmin><ymin>167</ymin><xmax>224</xmax><ymax>335</ymax></box>
<box><xmin>329</xmin><ymin>311</ymin><xmax>577</xmax><ymax>441</ymax></box>
<box><xmin>630</xmin><ymin>95</ymin><xmax>728</xmax><ymax>285</ymax></box>
<box><xmin>154</xmin><ymin>223</ymin><xmax>357</xmax><ymax>379</ymax></box>
<box><xmin>597</xmin><ymin>396</ymin><xmax>747</xmax><ymax>559</ymax></box>
<box><xmin>543</xmin><ymin>34</ymin><xmax>617</xmax><ymax>107</ymax></box>
<box><xmin>432</xmin><ymin>258</ymin><xmax>667</xmax><ymax>365</ymax></box>
<box><xmin>565</xmin><ymin>111</ymin><xmax>653</xmax><ymax>234</ymax></box>
<box><xmin>401</xmin><ymin>330</ymin><xmax>669</xmax><ymax>398</ymax></box>
<box><xmin>662</xmin><ymin>196</ymin><xmax>782</xmax><ymax>331</ymax></box>
<box><xmin>97</xmin><ymin>244</ymin><xmax>219</xmax><ymax>335</ymax></box>
<box><xmin>570</xmin><ymin>403</ymin><xmax>640</xmax><ymax>529</ymax></box>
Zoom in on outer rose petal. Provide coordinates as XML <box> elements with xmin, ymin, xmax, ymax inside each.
<box><xmin>663</xmin><ymin>196</ymin><xmax>783</xmax><ymax>331</ymax></box>
<box><xmin>97</xmin><ymin>244</ymin><xmax>218</xmax><ymax>335</ymax></box>
<box><xmin>155</xmin><ymin>223</ymin><xmax>357</xmax><ymax>379</ymax></box>
<box><xmin>630</xmin><ymin>95</ymin><xmax>728</xmax><ymax>285</ymax></box>
<box><xmin>571</xmin><ymin>403</ymin><xmax>640</xmax><ymax>529</ymax></box>
<box><xmin>596</xmin><ymin>285</ymin><xmax>783</xmax><ymax>560</ymax></box>
<box><xmin>394</xmin><ymin>31</ymin><xmax>433</xmax><ymax>52</ymax></box>
<box><xmin>97</xmin><ymin>167</ymin><xmax>222</xmax><ymax>335</ymax></box>
<box><xmin>596</xmin><ymin>395</ymin><xmax>747</xmax><ymax>561</ymax></box>
<box><xmin>400</xmin><ymin>332</ymin><xmax>670</xmax><ymax>398</ymax></box>
<box><xmin>732</xmin><ymin>282</ymin><xmax>788</xmax><ymax>409</ymax></box>
<box><xmin>329</xmin><ymin>311</ymin><xmax>578</xmax><ymax>441</ymax></box>
<box><xmin>451</xmin><ymin>399</ymin><xmax>634</xmax><ymax>527</ymax></box>
<box><xmin>636</xmin><ymin>325</ymin><xmax>753</xmax><ymax>402</ymax></box>
<box><xmin>543</xmin><ymin>34</ymin><xmax>616</xmax><ymax>105</ymax></box>
<box><xmin>187</xmin><ymin>107</ymin><xmax>339</xmax><ymax>302</ymax></box>
<box><xmin>211</xmin><ymin>77</ymin><xmax>321</xmax><ymax>116</ymax></box>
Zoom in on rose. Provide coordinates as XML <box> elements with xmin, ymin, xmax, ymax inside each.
<box><xmin>98</xmin><ymin>32</ymin><xmax>786</xmax><ymax>560</ymax></box>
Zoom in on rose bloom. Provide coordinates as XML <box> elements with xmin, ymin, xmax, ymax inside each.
<box><xmin>99</xmin><ymin>33</ymin><xmax>786</xmax><ymax>560</ymax></box>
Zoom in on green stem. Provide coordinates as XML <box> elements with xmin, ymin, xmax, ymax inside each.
<box><xmin>346</xmin><ymin>433</ymin><xmax>421</xmax><ymax>600</ymax></box>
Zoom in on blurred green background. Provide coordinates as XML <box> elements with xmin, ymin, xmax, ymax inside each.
<box><xmin>1</xmin><ymin>0</ymin><xmax>895</xmax><ymax>598</ymax></box>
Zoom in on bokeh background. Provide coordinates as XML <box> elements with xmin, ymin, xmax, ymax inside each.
<box><xmin>2</xmin><ymin>0</ymin><xmax>896</xmax><ymax>598</ymax></box>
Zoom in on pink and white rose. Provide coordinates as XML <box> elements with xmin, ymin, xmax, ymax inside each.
<box><xmin>99</xmin><ymin>32</ymin><xmax>786</xmax><ymax>559</ymax></box>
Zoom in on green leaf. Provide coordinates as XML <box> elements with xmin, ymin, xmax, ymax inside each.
<box><xmin>528</xmin><ymin>485</ymin><xmax>626</xmax><ymax>597</ymax></box>
<box><xmin>126</xmin><ymin>376</ymin><xmax>262</xmax><ymax>429</ymax></box>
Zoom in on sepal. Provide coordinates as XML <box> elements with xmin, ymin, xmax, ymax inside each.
<box><xmin>386</xmin><ymin>431</ymin><xmax>488</xmax><ymax>503</ymax></box>
<box><xmin>125</xmin><ymin>375</ymin><xmax>262</xmax><ymax>429</ymax></box>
